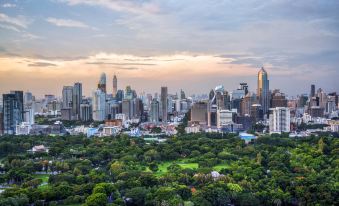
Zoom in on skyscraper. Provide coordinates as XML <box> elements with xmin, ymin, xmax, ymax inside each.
<box><xmin>150</xmin><ymin>98</ymin><xmax>160</xmax><ymax>123</ymax></box>
<box><xmin>122</xmin><ymin>99</ymin><xmax>131</xmax><ymax>120</ymax></box>
<box><xmin>113</xmin><ymin>74</ymin><xmax>117</xmax><ymax>97</ymax></box>
<box><xmin>0</xmin><ymin>109</ymin><xmax>3</xmax><ymax>135</ymax></box>
<box><xmin>161</xmin><ymin>87</ymin><xmax>168</xmax><ymax>123</ymax></box>
<box><xmin>72</xmin><ymin>82</ymin><xmax>82</xmax><ymax>120</ymax></box>
<box><xmin>92</xmin><ymin>89</ymin><xmax>106</xmax><ymax>121</ymax></box>
<box><xmin>257</xmin><ymin>67</ymin><xmax>270</xmax><ymax>116</ymax></box>
<box><xmin>24</xmin><ymin>91</ymin><xmax>33</xmax><ymax>103</ymax></box>
<box><xmin>180</xmin><ymin>89</ymin><xmax>186</xmax><ymax>99</ymax></box>
<box><xmin>125</xmin><ymin>86</ymin><xmax>133</xmax><ymax>100</ymax></box>
<box><xmin>310</xmin><ymin>84</ymin><xmax>315</xmax><ymax>98</ymax></box>
<box><xmin>62</xmin><ymin>86</ymin><xmax>73</xmax><ymax>108</ymax></box>
<box><xmin>116</xmin><ymin>90</ymin><xmax>124</xmax><ymax>101</ymax></box>
<box><xmin>2</xmin><ymin>91</ymin><xmax>24</xmax><ymax>134</ymax></box>
<box><xmin>98</xmin><ymin>72</ymin><xmax>107</xmax><ymax>93</ymax></box>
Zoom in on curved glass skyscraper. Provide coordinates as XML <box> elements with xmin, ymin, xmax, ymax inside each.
<box><xmin>257</xmin><ymin>67</ymin><xmax>270</xmax><ymax>116</ymax></box>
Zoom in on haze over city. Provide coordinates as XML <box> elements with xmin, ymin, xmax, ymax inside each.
<box><xmin>1</xmin><ymin>0</ymin><xmax>339</xmax><ymax>97</ymax></box>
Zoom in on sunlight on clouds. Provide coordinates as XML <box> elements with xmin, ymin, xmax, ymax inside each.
<box><xmin>0</xmin><ymin>53</ymin><xmax>256</xmax><ymax>96</ymax></box>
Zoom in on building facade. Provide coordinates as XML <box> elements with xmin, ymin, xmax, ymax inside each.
<box><xmin>72</xmin><ymin>82</ymin><xmax>82</xmax><ymax>120</ymax></box>
<box><xmin>2</xmin><ymin>91</ymin><xmax>24</xmax><ymax>134</ymax></box>
<box><xmin>269</xmin><ymin>107</ymin><xmax>290</xmax><ymax>133</ymax></box>
<box><xmin>161</xmin><ymin>87</ymin><xmax>168</xmax><ymax>123</ymax></box>
<box><xmin>257</xmin><ymin>67</ymin><xmax>270</xmax><ymax>116</ymax></box>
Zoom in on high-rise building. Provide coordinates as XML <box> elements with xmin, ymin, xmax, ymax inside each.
<box><xmin>80</xmin><ymin>103</ymin><xmax>92</xmax><ymax>121</ymax></box>
<box><xmin>217</xmin><ymin>109</ymin><xmax>233</xmax><ymax>128</ymax></box>
<box><xmin>98</xmin><ymin>73</ymin><xmax>107</xmax><ymax>93</ymax></box>
<box><xmin>0</xmin><ymin>109</ymin><xmax>3</xmax><ymax>135</ymax></box>
<box><xmin>24</xmin><ymin>92</ymin><xmax>33</xmax><ymax>104</ymax></box>
<box><xmin>2</xmin><ymin>91</ymin><xmax>24</xmax><ymax>134</ymax></box>
<box><xmin>328</xmin><ymin>92</ymin><xmax>338</xmax><ymax>106</ymax></box>
<box><xmin>270</xmin><ymin>89</ymin><xmax>288</xmax><ymax>108</ymax></box>
<box><xmin>310</xmin><ymin>84</ymin><xmax>315</xmax><ymax>98</ymax></box>
<box><xmin>72</xmin><ymin>82</ymin><xmax>82</xmax><ymax>120</ymax></box>
<box><xmin>269</xmin><ymin>107</ymin><xmax>290</xmax><ymax>133</ymax></box>
<box><xmin>297</xmin><ymin>95</ymin><xmax>308</xmax><ymax>108</ymax></box>
<box><xmin>251</xmin><ymin>104</ymin><xmax>264</xmax><ymax>122</ymax></box>
<box><xmin>122</xmin><ymin>99</ymin><xmax>131</xmax><ymax>120</ymax></box>
<box><xmin>223</xmin><ymin>91</ymin><xmax>231</xmax><ymax>110</ymax></box>
<box><xmin>116</xmin><ymin>90</ymin><xmax>124</xmax><ymax>101</ymax></box>
<box><xmin>310</xmin><ymin>106</ymin><xmax>324</xmax><ymax>118</ymax></box>
<box><xmin>190</xmin><ymin>102</ymin><xmax>208</xmax><ymax>124</ymax></box>
<box><xmin>240</xmin><ymin>83</ymin><xmax>249</xmax><ymax>95</ymax></box>
<box><xmin>150</xmin><ymin>98</ymin><xmax>159</xmax><ymax>123</ymax></box>
<box><xmin>180</xmin><ymin>89</ymin><xmax>186</xmax><ymax>100</ymax></box>
<box><xmin>135</xmin><ymin>98</ymin><xmax>144</xmax><ymax>118</ymax></box>
<box><xmin>316</xmin><ymin>88</ymin><xmax>327</xmax><ymax>108</ymax></box>
<box><xmin>326</xmin><ymin>96</ymin><xmax>336</xmax><ymax>114</ymax></box>
<box><xmin>257</xmin><ymin>67</ymin><xmax>270</xmax><ymax>116</ymax></box>
<box><xmin>62</xmin><ymin>86</ymin><xmax>73</xmax><ymax>108</ymax></box>
<box><xmin>161</xmin><ymin>87</ymin><xmax>168</xmax><ymax>123</ymax></box>
<box><xmin>230</xmin><ymin>86</ymin><xmax>245</xmax><ymax>113</ymax></box>
<box><xmin>240</xmin><ymin>93</ymin><xmax>257</xmax><ymax>116</ymax></box>
<box><xmin>61</xmin><ymin>108</ymin><xmax>72</xmax><ymax>121</ymax></box>
<box><xmin>125</xmin><ymin>86</ymin><xmax>133</xmax><ymax>100</ymax></box>
<box><xmin>92</xmin><ymin>89</ymin><xmax>106</xmax><ymax>121</ymax></box>
<box><xmin>106</xmin><ymin>102</ymin><xmax>120</xmax><ymax>120</ymax></box>
<box><xmin>113</xmin><ymin>74</ymin><xmax>117</xmax><ymax>97</ymax></box>
<box><xmin>24</xmin><ymin>103</ymin><xmax>35</xmax><ymax>125</ymax></box>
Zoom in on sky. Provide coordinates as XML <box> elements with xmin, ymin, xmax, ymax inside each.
<box><xmin>0</xmin><ymin>0</ymin><xmax>339</xmax><ymax>98</ymax></box>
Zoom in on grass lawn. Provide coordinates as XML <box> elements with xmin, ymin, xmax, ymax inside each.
<box><xmin>33</xmin><ymin>174</ymin><xmax>50</xmax><ymax>183</ymax></box>
<box><xmin>33</xmin><ymin>174</ymin><xmax>50</xmax><ymax>190</ymax></box>
<box><xmin>155</xmin><ymin>161</ymin><xmax>198</xmax><ymax>176</ymax></box>
<box><xmin>213</xmin><ymin>163</ymin><xmax>230</xmax><ymax>171</ymax></box>
<box><xmin>147</xmin><ymin>160</ymin><xmax>230</xmax><ymax>176</ymax></box>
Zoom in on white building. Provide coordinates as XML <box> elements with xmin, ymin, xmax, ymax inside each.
<box><xmin>24</xmin><ymin>104</ymin><xmax>35</xmax><ymax>125</ymax></box>
<box><xmin>327</xmin><ymin>120</ymin><xmax>339</xmax><ymax>132</ymax></box>
<box><xmin>15</xmin><ymin>122</ymin><xmax>32</xmax><ymax>135</ymax></box>
<box><xmin>217</xmin><ymin>109</ymin><xmax>233</xmax><ymax>128</ymax></box>
<box><xmin>92</xmin><ymin>89</ymin><xmax>106</xmax><ymax>121</ymax></box>
<box><xmin>115</xmin><ymin>113</ymin><xmax>126</xmax><ymax>122</ymax></box>
<box><xmin>31</xmin><ymin>145</ymin><xmax>49</xmax><ymax>153</ymax></box>
<box><xmin>102</xmin><ymin>126</ymin><xmax>121</xmax><ymax>136</ymax></box>
<box><xmin>185</xmin><ymin>125</ymin><xmax>200</xmax><ymax>133</ymax></box>
<box><xmin>269</xmin><ymin>107</ymin><xmax>290</xmax><ymax>133</ymax></box>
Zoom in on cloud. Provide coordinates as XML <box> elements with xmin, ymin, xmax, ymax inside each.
<box><xmin>28</xmin><ymin>62</ymin><xmax>58</xmax><ymax>67</ymax></box>
<box><xmin>46</xmin><ymin>17</ymin><xmax>91</xmax><ymax>28</ymax></box>
<box><xmin>0</xmin><ymin>23</ymin><xmax>20</xmax><ymax>32</ymax></box>
<box><xmin>2</xmin><ymin>3</ymin><xmax>16</xmax><ymax>8</ymax></box>
<box><xmin>0</xmin><ymin>13</ymin><xmax>30</xmax><ymax>29</ymax></box>
<box><xmin>59</xmin><ymin>0</ymin><xmax>160</xmax><ymax>15</ymax></box>
<box><xmin>115</xmin><ymin>67</ymin><xmax>139</xmax><ymax>70</ymax></box>
<box><xmin>85</xmin><ymin>62</ymin><xmax>157</xmax><ymax>66</ymax></box>
<box><xmin>0</xmin><ymin>52</ymin><xmax>338</xmax><ymax>97</ymax></box>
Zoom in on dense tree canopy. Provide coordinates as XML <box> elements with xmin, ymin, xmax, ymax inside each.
<box><xmin>0</xmin><ymin>133</ymin><xmax>337</xmax><ymax>206</ymax></box>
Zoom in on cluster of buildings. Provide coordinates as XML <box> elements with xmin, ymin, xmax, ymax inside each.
<box><xmin>0</xmin><ymin>68</ymin><xmax>338</xmax><ymax>137</ymax></box>
<box><xmin>0</xmin><ymin>73</ymin><xmax>190</xmax><ymax>136</ymax></box>
<box><xmin>187</xmin><ymin>67</ymin><xmax>339</xmax><ymax>134</ymax></box>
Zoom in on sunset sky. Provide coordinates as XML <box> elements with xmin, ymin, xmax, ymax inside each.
<box><xmin>1</xmin><ymin>0</ymin><xmax>338</xmax><ymax>97</ymax></box>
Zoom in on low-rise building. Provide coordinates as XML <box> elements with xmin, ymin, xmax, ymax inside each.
<box><xmin>15</xmin><ymin>122</ymin><xmax>32</xmax><ymax>135</ymax></box>
<box><xmin>102</xmin><ymin>126</ymin><xmax>121</xmax><ymax>136</ymax></box>
<box><xmin>185</xmin><ymin>125</ymin><xmax>200</xmax><ymax>133</ymax></box>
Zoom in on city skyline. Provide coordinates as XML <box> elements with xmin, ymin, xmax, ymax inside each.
<box><xmin>1</xmin><ymin>1</ymin><xmax>339</xmax><ymax>97</ymax></box>
<box><xmin>0</xmin><ymin>64</ymin><xmax>337</xmax><ymax>99</ymax></box>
